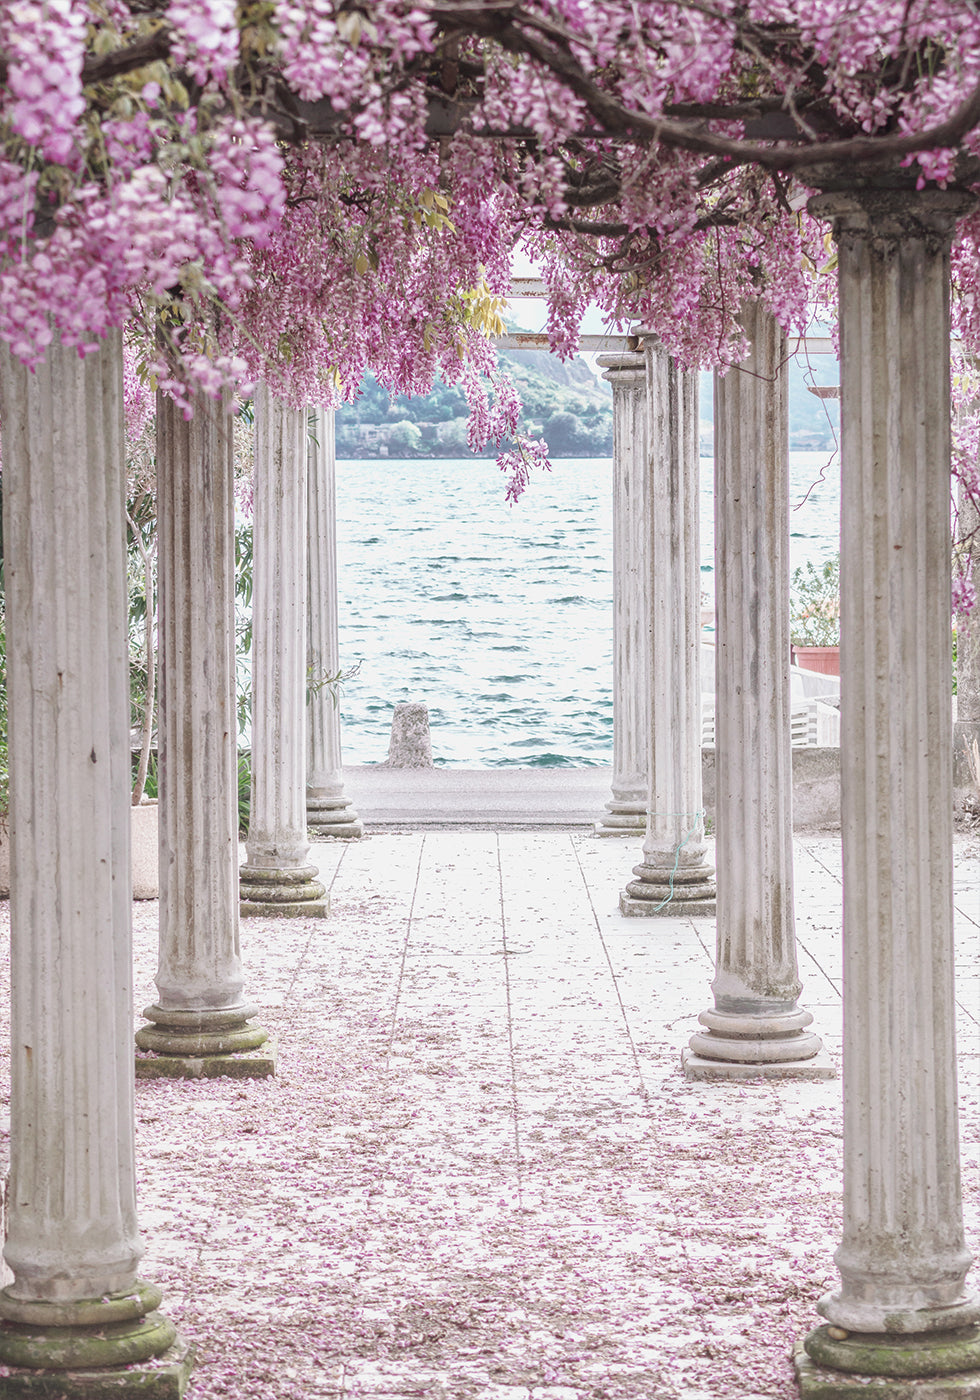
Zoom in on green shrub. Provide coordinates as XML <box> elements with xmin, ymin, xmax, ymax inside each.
<box><xmin>238</xmin><ymin>749</ymin><xmax>251</xmax><ymax>838</ymax></box>
<box><xmin>790</xmin><ymin>554</ymin><xmax>840</xmax><ymax>646</ymax></box>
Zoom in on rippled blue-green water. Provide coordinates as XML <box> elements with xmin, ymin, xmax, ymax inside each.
<box><xmin>335</xmin><ymin>451</ymin><xmax>840</xmax><ymax>767</ymax></box>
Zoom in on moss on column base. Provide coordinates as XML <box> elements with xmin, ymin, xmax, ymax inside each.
<box><xmin>239</xmin><ymin>896</ymin><xmax>328</xmax><ymax>918</ymax></box>
<box><xmin>135</xmin><ymin>1042</ymin><xmax>277</xmax><ymax>1079</ymax></box>
<box><xmin>135</xmin><ymin>1024</ymin><xmax>268</xmax><ymax>1056</ymax></box>
<box><xmin>0</xmin><ymin>1336</ymin><xmax>193</xmax><ymax>1397</ymax></box>
<box><xmin>621</xmin><ymin>862</ymin><xmax>716</xmax><ymax>916</ymax></box>
<box><xmin>239</xmin><ymin>865</ymin><xmax>328</xmax><ymax>918</ymax></box>
<box><xmin>620</xmin><ymin>891</ymin><xmax>717</xmax><ymax>917</ymax></box>
<box><xmin>797</xmin><ymin>1327</ymin><xmax>980</xmax><ymax>1395</ymax></box>
<box><xmin>0</xmin><ymin>1311</ymin><xmax>176</xmax><ymax>1372</ymax></box>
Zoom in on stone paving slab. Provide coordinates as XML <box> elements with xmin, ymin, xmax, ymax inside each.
<box><xmin>0</xmin><ymin>833</ymin><xmax>976</xmax><ymax>1399</ymax></box>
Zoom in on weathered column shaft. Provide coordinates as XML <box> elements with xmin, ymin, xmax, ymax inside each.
<box><xmin>621</xmin><ymin>340</ymin><xmax>715</xmax><ymax>915</ymax></box>
<box><xmin>951</xmin><ymin>356</ymin><xmax>980</xmax><ymax>806</ymax></box>
<box><xmin>596</xmin><ymin>352</ymin><xmax>650</xmax><ymax>835</ymax></box>
<box><xmin>137</xmin><ymin>392</ymin><xmax>271</xmax><ymax>1072</ymax></box>
<box><xmin>685</xmin><ymin>302</ymin><xmax>826</xmax><ymax>1078</ymax></box>
<box><xmin>956</xmin><ymin>475</ymin><xmax>980</xmax><ymax>725</ymax></box>
<box><xmin>799</xmin><ymin>187</ymin><xmax>980</xmax><ymax>1384</ymax></box>
<box><xmin>156</xmin><ymin>391</ymin><xmax>243</xmax><ymax>1006</ymax></box>
<box><xmin>240</xmin><ymin>388</ymin><xmax>326</xmax><ymax>916</ymax></box>
<box><xmin>0</xmin><ymin>334</ymin><xmax>178</xmax><ymax>1374</ymax></box>
<box><xmin>306</xmin><ymin>406</ymin><xmax>362</xmax><ymax>838</ymax></box>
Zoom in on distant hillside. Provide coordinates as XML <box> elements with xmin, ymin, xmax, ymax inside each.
<box><xmin>700</xmin><ymin>359</ymin><xmax>840</xmax><ymax>454</ymax></box>
<box><xmin>335</xmin><ymin>334</ymin><xmax>839</xmax><ymax>460</ymax></box>
<box><xmin>335</xmin><ymin>339</ymin><xmax>613</xmax><ymax>459</ymax></box>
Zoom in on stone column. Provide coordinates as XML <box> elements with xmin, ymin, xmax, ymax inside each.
<box><xmin>683</xmin><ymin>301</ymin><xmax>828</xmax><ymax>1079</ymax></box>
<box><xmin>596</xmin><ymin>351</ymin><xmax>651</xmax><ymax>836</ymax></box>
<box><xmin>798</xmin><ymin>187</ymin><xmax>980</xmax><ymax>1390</ymax></box>
<box><xmin>306</xmin><ymin>405</ymin><xmax>363</xmax><ymax>838</ymax></box>
<box><xmin>954</xmin><ymin>438</ymin><xmax>980</xmax><ymax>789</ymax></box>
<box><xmin>136</xmin><ymin>391</ymin><xmax>274</xmax><ymax>1077</ymax></box>
<box><xmin>0</xmin><ymin>334</ymin><xmax>187</xmax><ymax>1389</ymax></box>
<box><xmin>621</xmin><ymin>339</ymin><xmax>716</xmax><ymax>915</ymax></box>
<box><xmin>240</xmin><ymin>387</ymin><xmax>327</xmax><ymax>917</ymax></box>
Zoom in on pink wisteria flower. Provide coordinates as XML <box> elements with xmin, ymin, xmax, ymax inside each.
<box><xmin>167</xmin><ymin>0</ymin><xmax>239</xmax><ymax>85</ymax></box>
<box><xmin>0</xmin><ymin>0</ymin><xmax>977</xmax><ymax>473</ymax></box>
<box><xmin>2</xmin><ymin>0</ymin><xmax>86</xmax><ymax>165</ymax></box>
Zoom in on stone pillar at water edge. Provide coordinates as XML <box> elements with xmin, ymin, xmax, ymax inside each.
<box><xmin>240</xmin><ymin>387</ymin><xmax>328</xmax><ymax>916</ymax></box>
<box><xmin>0</xmin><ymin>334</ymin><xmax>191</xmax><ymax>1393</ymax></box>
<box><xmin>135</xmin><ymin>391</ymin><xmax>274</xmax><ymax>1079</ymax></box>
<box><xmin>620</xmin><ymin>338</ymin><xmax>716</xmax><ymax>915</ymax></box>
<box><xmin>683</xmin><ymin>302</ymin><xmax>831</xmax><ymax>1082</ymax></box>
<box><xmin>306</xmin><ymin>405</ymin><xmax>363</xmax><ymax>838</ymax></box>
<box><xmin>596</xmin><ymin>351</ymin><xmax>651</xmax><ymax>836</ymax></box>
<box><xmin>794</xmin><ymin>186</ymin><xmax>980</xmax><ymax>1395</ymax></box>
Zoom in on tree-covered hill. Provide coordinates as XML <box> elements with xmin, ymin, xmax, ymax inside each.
<box><xmin>335</xmin><ymin>338</ymin><xmax>839</xmax><ymax>460</ymax></box>
<box><xmin>335</xmin><ymin>341</ymin><xmax>614</xmax><ymax>459</ymax></box>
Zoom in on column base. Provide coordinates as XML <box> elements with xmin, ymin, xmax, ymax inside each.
<box><xmin>797</xmin><ymin>1328</ymin><xmax>980</xmax><ymax>1395</ymax></box>
<box><xmin>239</xmin><ymin>864</ymin><xmax>328</xmax><ymax>918</ymax></box>
<box><xmin>135</xmin><ymin>1003</ymin><xmax>276</xmax><ymax>1079</ymax></box>
<box><xmin>136</xmin><ymin>1003</ymin><xmax>268</xmax><ymax>1055</ymax></box>
<box><xmin>620</xmin><ymin>862</ymin><xmax>716</xmax><ymax>916</ymax></box>
<box><xmin>684</xmin><ymin>1006</ymin><xmax>831</xmax><ymax>1076</ymax></box>
<box><xmin>595</xmin><ymin>801</ymin><xmax>647</xmax><ymax>837</ymax></box>
<box><xmin>682</xmin><ymin>1046</ymin><xmax>836</xmax><ymax>1081</ymax></box>
<box><xmin>307</xmin><ymin>796</ymin><xmax>364</xmax><ymax>839</ymax></box>
<box><xmin>0</xmin><ymin>1337</ymin><xmax>194</xmax><ymax>1398</ymax></box>
<box><xmin>136</xmin><ymin>1045</ymin><xmax>277</xmax><ymax>1079</ymax></box>
<box><xmin>0</xmin><ymin>1283</ymin><xmax>181</xmax><ymax>1377</ymax></box>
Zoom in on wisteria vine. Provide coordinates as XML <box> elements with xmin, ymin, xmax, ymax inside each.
<box><xmin>2</xmin><ymin>2</ymin><xmax>980</xmax><ymax>505</ymax></box>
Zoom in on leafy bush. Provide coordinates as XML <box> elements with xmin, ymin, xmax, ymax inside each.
<box><xmin>238</xmin><ymin>749</ymin><xmax>251</xmax><ymax>838</ymax></box>
<box><xmin>790</xmin><ymin>554</ymin><xmax>840</xmax><ymax>647</ymax></box>
<box><xmin>235</xmin><ymin>520</ymin><xmax>254</xmax><ymax>741</ymax></box>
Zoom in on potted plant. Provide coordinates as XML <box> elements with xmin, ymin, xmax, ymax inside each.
<box><xmin>790</xmin><ymin>553</ymin><xmax>840</xmax><ymax>676</ymax></box>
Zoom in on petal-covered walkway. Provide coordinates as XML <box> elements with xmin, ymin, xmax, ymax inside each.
<box><xmin>1</xmin><ymin>832</ymin><xmax>978</xmax><ymax>1400</ymax></box>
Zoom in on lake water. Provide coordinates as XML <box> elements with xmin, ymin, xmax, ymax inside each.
<box><xmin>335</xmin><ymin>451</ymin><xmax>841</xmax><ymax>767</ymax></box>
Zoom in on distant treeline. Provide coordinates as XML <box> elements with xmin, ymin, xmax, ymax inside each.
<box><xmin>335</xmin><ymin>343</ymin><xmax>614</xmax><ymax>459</ymax></box>
<box><xmin>335</xmin><ymin>340</ymin><xmax>839</xmax><ymax>460</ymax></box>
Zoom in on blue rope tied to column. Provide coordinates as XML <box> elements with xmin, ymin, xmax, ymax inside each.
<box><xmin>647</xmin><ymin>809</ymin><xmax>706</xmax><ymax>913</ymax></box>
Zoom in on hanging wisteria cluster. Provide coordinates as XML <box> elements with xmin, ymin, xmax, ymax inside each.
<box><xmin>3</xmin><ymin>1</ymin><xmax>980</xmax><ymax>470</ymax></box>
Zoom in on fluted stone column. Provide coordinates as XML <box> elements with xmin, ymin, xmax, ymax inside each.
<box><xmin>797</xmin><ymin>186</ymin><xmax>980</xmax><ymax>1391</ymax></box>
<box><xmin>596</xmin><ymin>352</ymin><xmax>651</xmax><ymax>835</ymax></box>
<box><xmin>621</xmin><ymin>339</ymin><xmax>716</xmax><ymax>915</ymax></box>
<box><xmin>684</xmin><ymin>302</ymin><xmax>829</xmax><ymax>1080</ymax></box>
<box><xmin>0</xmin><ymin>334</ymin><xmax>188</xmax><ymax>1390</ymax></box>
<box><xmin>306</xmin><ymin>405</ymin><xmax>363</xmax><ymax>838</ymax></box>
<box><xmin>136</xmin><ymin>391</ymin><xmax>274</xmax><ymax>1077</ymax></box>
<box><xmin>240</xmin><ymin>388</ymin><xmax>327</xmax><ymax>917</ymax></box>
<box><xmin>955</xmin><ymin>450</ymin><xmax>980</xmax><ymax>786</ymax></box>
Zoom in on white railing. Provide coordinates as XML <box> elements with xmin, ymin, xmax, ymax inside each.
<box><xmin>700</xmin><ymin>697</ymin><xmax>841</xmax><ymax>748</ymax></box>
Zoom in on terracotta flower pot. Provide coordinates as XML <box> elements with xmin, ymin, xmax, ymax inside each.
<box><xmin>791</xmin><ymin>644</ymin><xmax>840</xmax><ymax>677</ymax></box>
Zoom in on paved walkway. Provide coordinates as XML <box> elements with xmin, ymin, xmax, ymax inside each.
<box><xmin>2</xmin><ymin>832</ymin><xmax>979</xmax><ymax>1400</ymax></box>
